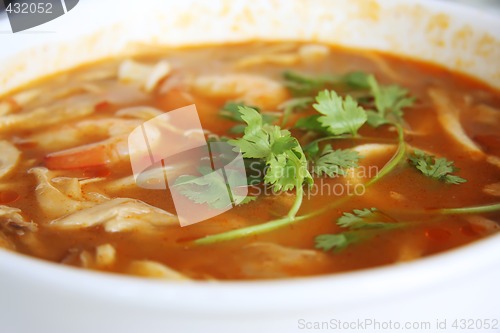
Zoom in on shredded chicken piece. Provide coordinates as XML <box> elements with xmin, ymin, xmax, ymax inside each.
<box><xmin>234</xmin><ymin>44</ymin><xmax>329</xmax><ymax>68</ymax></box>
<box><xmin>487</xmin><ymin>155</ymin><xmax>500</xmax><ymax>169</ymax></box>
<box><xmin>236</xmin><ymin>242</ymin><xmax>329</xmax><ymax>279</ymax></box>
<box><xmin>298</xmin><ymin>44</ymin><xmax>330</xmax><ymax>61</ymax></box>
<box><xmin>0</xmin><ymin>205</ymin><xmax>37</xmax><ymax>235</ymax></box>
<box><xmin>235</xmin><ymin>53</ymin><xmax>299</xmax><ymax>68</ymax></box>
<box><xmin>0</xmin><ymin>141</ymin><xmax>20</xmax><ymax>179</ymax></box>
<box><xmin>115</xmin><ymin>106</ymin><xmax>165</xmax><ymax>120</ymax></box>
<box><xmin>428</xmin><ymin>88</ymin><xmax>483</xmax><ymax>158</ymax></box>
<box><xmin>118</xmin><ymin>60</ymin><xmax>171</xmax><ymax>93</ymax></box>
<box><xmin>69</xmin><ymin>244</ymin><xmax>116</xmax><ymax>268</ymax></box>
<box><xmin>28</xmin><ymin>167</ymin><xmax>106</xmax><ymax>218</ymax></box>
<box><xmin>10</xmin><ymin>89</ymin><xmax>42</xmax><ymax>108</ymax></box>
<box><xmin>29</xmin><ymin>117</ymin><xmax>143</xmax><ymax>151</ymax></box>
<box><xmin>190</xmin><ymin>74</ymin><xmax>288</xmax><ymax>110</ymax></box>
<box><xmin>76</xmin><ymin>67</ymin><xmax>116</xmax><ymax>82</ymax></box>
<box><xmin>79</xmin><ymin>250</ymin><xmax>94</xmax><ymax>268</ymax></box>
<box><xmin>389</xmin><ymin>191</ymin><xmax>407</xmax><ymax>202</ymax></box>
<box><xmin>95</xmin><ymin>244</ymin><xmax>117</xmax><ymax>267</ymax></box>
<box><xmin>397</xmin><ymin>237</ymin><xmax>425</xmax><ymax>262</ymax></box>
<box><xmin>0</xmin><ymin>102</ymin><xmax>12</xmax><ymax>116</ymax></box>
<box><xmin>50</xmin><ymin>198</ymin><xmax>178</xmax><ymax>232</ymax></box>
<box><xmin>483</xmin><ymin>182</ymin><xmax>500</xmax><ymax>197</ymax></box>
<box><xmin>127</xmin><ymin>260</ymin><xmax>188</xmax><ymax>280</ymax></box>
<box><xmin>61</xmin><ymin>245</ymin><xmax>117</xmax><ymax>268</ymax></box>
<box><xmin>0</xmin><ymin>95</ymin><xmax>99</xmax><ymax>132</ymax></box>
<box><xmin>363</xmin><ymin>51</ymin><xmax>408</xmax><ymax>84</ymax></box>
<box><xmin>474</xmin><ymin>104</ymin><xmax>500</xmax><ymax>125</ymax></box>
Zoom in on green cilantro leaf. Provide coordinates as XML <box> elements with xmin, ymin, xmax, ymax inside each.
<box><xmin>408</xmin><ymin>149</ymin><xmax>467</xmax><ymax>185</ymax></box>
<box><xmin>220</xmin><ymin>102</ymin><xmax>278</xmax><ymax>134</ymax></box>
<box><xmin>366</xmin><ymin>75</ymin><xmax>415</xmax><ymax>127</ymax></box>
<box><xmin>278</xmin><ymin>97</ymin><xmax>313</xmax><ymax>126</ymax></box>
<box><xmin>282</xmin><ymin>70</ymin><xmax>337</xmax><ymax>96</ymax></box>
<box><xmin>315</xmin><ymin>208</ymin><xmax>408</xmax><ymax>252</ymax></box>
<box><xmin>313</xmin><ymin>90</ymin><xmax>367</xmax><ymax>136</ymax></box>
<box><xmin>220</xmin><ymin>102</ymin><xmax>261</xmax><ymax>122</ymax></box>
<box><xmin>342</xmin><ymin>71</ymin><xmax>372</xmax><ymax>90</ymax></box>
<box><xmin>337</xmin><ymin>208</ymin><xmax>399</xmax><ymax>229</ymax></box>
<box><xmin>174</xmin><ymin>168</ymin><xmax>249</xmax><ymax>209</ymax></box>
<box><xmin>314</xmin><ymin>232</ymin><xmax>363</xmax><ymax>252</ymax></box>
<box><xmin>294</xmin><ymin>115</ymin><xmax>328</xmax><ymax>134</ymax></box>
<box><xmin>312</xmin><ymin>145</ymin><xmax>361</xmax><ymax>177</ymax></box>
<box><xmin>228</xmin><ymin>106</ymin><xmax>313</xmax><ymax>192</ymax></box>
<box><xmin>283</xmin><ymin>70</ymin><xmax>371</xmax><ymax>96</ymax></box>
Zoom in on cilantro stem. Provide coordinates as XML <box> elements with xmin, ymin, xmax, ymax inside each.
<box><xmin>194</xmin><ymin>214</ymin><xmax>310</xmax><ymax>245</ymax></box>
<box><xmin>288</xmin><ymin>183</ymin><xmax>303</xmax><ymax>218</ymax></box>
<box><xmin>365</xmin><ymin>123</ymin><xmax>407</xmax><ymax>187</ymax></box>
<box><xmin>437</xmin><ymin>203</ymin><xmax>500</xmax><ymax>215</ymax></box>
<box><xmin>193</xmin><ymin>124</ymin><xmax>408</xmax><ymax>246</ymax></box>
<box><xmin>192</xmin><ymin>191</ymin><xmax>348</xmax><ymax>246</ymax></box>
<box><xmin>285</xmin><ymin>150</ymin><xmax>305</xmax><ymax>219</ymax></box>
<box><xmin>303</xmin><ymin>135</ymin><xmax>396</xmax><ymax>152</ymax></box>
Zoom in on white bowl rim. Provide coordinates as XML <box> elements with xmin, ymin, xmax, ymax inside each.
<box><xmin>0</xmin><ymin>0</ymin><xmax>499</xmax><ymax>315</ymax></box>
<box><xmin>1</xmin><ymin>231</ymin><xmax>499</xmax><ymax>313</ymax></box>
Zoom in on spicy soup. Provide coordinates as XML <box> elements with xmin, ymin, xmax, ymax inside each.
<box><xmin>0</xmin><ymin>43</ymin><xmax>498</xmax><ymax>280</ymax></box>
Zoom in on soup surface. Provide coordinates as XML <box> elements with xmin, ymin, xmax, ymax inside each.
<box><xmin>0</xmin><ymin>43</ymin><xmax>499</xmax><ymax>280</ymax></box>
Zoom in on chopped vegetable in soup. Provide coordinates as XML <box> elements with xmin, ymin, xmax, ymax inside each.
<box><xmin>0</xmin><ymin>43</ymin><xmax>498</xmax><ymax>280</ymax></box>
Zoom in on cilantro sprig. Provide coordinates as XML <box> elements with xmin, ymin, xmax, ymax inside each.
<box><xmin>408</xmin><ymin>149</ymin><xmax>467</xmax><ymax>184</ymax></box>
<box><xmin>176</xmin><ymin>69</ymin><xmax>485</xmax><ymax>248</ymax></box>
<box><xmin>220</xmin><ymin>102</ymin><xmax>279</xmax><ymax>134</ymax></box>
<box><xmin>310</xmin><ymin>144</ymin><xmax>362</xmax><ymax>177</ymax></box>
<box><xmin>315</xmin><ymin>208</ymin><xmax>408</xmax><ymax>252</ymax></box>
<box><xmin>365</xmin><ymin>75</ymin><xmax>415</xmax><ymax>127</ymax></box>
<box><xmin>173</xmin><ymin>166</ymin><xmax>252</xmax><ymax>209</ymax></box>
<box><xmin>313</xmin><ymin>90</ymin><xmax>368</xmax><ymax>136</ymax></box>
<box><xmin>228</xmin><ymin>106</ymin><xmax>313</xmax><ymax>193</ymax></box>
<box><xmin>283</xmin><ymin>70</ymin><xmax>370</xmax><ymax>96</ymax></box>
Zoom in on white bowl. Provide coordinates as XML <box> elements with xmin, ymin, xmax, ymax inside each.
<box><xmin>0</xmin><ymin>1</ymin><xmax>499</xmax><ymax>332</ymax></box>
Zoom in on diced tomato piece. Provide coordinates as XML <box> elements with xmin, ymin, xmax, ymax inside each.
<box><xmin>0</xmin><ymin>190</ymin><xmax>19</xmax><ymax>204</ymax></box>
<box><xmin>425</xmin><ymin>228</ymin><xmax>451</xmax><ymax>241</ymax></box>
